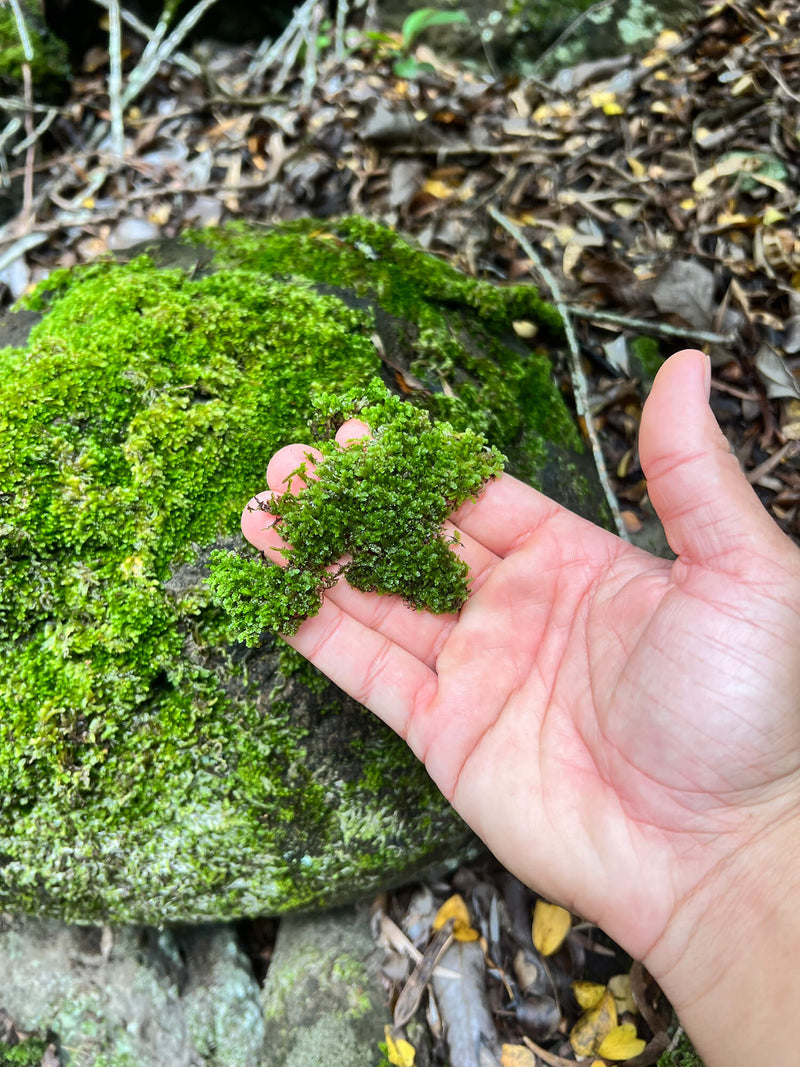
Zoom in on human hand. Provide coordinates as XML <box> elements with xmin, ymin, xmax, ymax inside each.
<box><xmin>243</xmin><ymin>350</ymin><xmax>800</xmax><ymax>1062</ymax></box>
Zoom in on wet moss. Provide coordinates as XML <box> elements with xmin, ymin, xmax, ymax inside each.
<box><xmin>207</xmin><ymin>380</ymin><xmax>504</xmax><ymax>638</ymax></box>
<box><xmin>0</xmin><ymin>217</ymin><xmax>597</xmax><ymax>921</ymax></box>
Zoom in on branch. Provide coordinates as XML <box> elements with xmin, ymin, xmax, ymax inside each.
<box><xmin>488</xmin><ymin>205</ymin><xmax>629</xmax><ymax>541</ymax></box>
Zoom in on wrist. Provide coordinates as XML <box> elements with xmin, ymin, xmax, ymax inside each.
<box><xmin>644</xmin><ymin>808</ymin><xmax>800</xmax><ymax>1065</ymax></box>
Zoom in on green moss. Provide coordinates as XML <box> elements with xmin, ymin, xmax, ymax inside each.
<box><xmin>630</xmin><ymin>335</ymin><xmax>664</xmax><ymax>382</ymax></box>
<box><xmin>0</xmin><ymin>1036</ymin><xmax>52</xmax><ymax>1067</ymax></box>
<box><xmin>657</xmin><ymin>1034</ymin><xmax>704</xmax><ymax>1067</ymax></box>
<box><xmin>0</xmin><ymin>1</ymin><xmax>70</xmax><ymax>94</ymax></box>
<box><xmin>0</xmin><ymin>217</ymin><xmax>595</xmax><ymax>921</ymax></box>
<box><xmin>207</xmin><ymin>380</ymin><xmax>504</xmax><ymax>638</ymax></box>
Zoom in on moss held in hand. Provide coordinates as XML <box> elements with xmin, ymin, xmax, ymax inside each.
<box><xmin>208</xmin><ymin>381</ymin><xmax>505</xmax><ymax>639</ymax></box>
<box><xmin>0</xmin><ymin>216</ymin><xmax>605</xmax><ymax>922</ymax></box>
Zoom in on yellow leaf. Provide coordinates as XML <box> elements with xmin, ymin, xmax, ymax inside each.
<box><xmin>679</xmin><ymin>198</ymin><xmax>696</xmax><ymax>211</ymax></box>
<box><xmin>569</xmin><ymin>990</ymin><xmax>617</xmax><ymax>1057</ymax></box>
<box><xmin>501</xmin><ymin>1044</ymin><xmax>537</xmax><ymax>1066</ymax></box>
<box><xmin>532</xmin><ymin>900</ymin><xmax>571</xmax><ymax>956</ymax></box>
<box><xmin>627</xmin><ymin>156</ymin><xmax>646</xmax><ymax>179</ymax></box>
<box><xmin>607</xmin><ymin>974</ymin><xmax>637</xmax><ymax>1016</ymax></box>
<box><xmin>422</xmin><ymin>178</ymin><xmax>457</xmax><ymax>200</ymax></box>
<box><xmin>385</xmin><ymin>1025</ymin><xmax>416</xmax><ymax>1067</ymax></box>
<box><xmin>597</xmin><ymin>1022</ymin><xmax>647</xmax><ymax>1060</ymax></box>
<box><xmin>572</xmin><ymin>980</ymin><xmax>607</xmax><ymax>1011</ymax></box>
<box><xmin>433</xmin><ymin>894</ymin><xmax>479</xmax><ymax>942</ymax></box>
<box><xmin>763</xmin><ymin>207</ymin><xmax>787</xmax><ymax>225</ymax></box>
<box><xmin>590</xmin><ymin>90</ymin><xmax>623</xmax><ymax>115</ymax></box>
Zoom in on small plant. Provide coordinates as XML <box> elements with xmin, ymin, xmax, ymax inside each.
<box><xmin>363</xmin><ymin>6</ymin><xmax>469</xmax><ymax>78</ymax></box>
<box><xmin>207</xmin><ymin>379</ymin><xmax>504</xmax><ymax>640</ymax></box>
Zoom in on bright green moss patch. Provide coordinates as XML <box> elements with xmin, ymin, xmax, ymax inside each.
<box><xmin>208</xmin><ymin>380</ymin><xmax>504</xmax><ymax>638</ymax></box>
<box><xmin>0</xmin><ymin>217</ymin><xmax>602</xmax><ymax>922</ymax></box>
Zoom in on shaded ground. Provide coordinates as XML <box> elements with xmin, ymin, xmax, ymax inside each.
<box><xmin>0</xmin><ymin>0</ymin><xmax>798</xmax><ymax>1063</ymax></box>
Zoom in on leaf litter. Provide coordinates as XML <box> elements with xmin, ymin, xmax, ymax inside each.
<box><xmin>1</xmin><ymin>0</ymin><xmax>799</xmax><ymax>1063</ymax></box>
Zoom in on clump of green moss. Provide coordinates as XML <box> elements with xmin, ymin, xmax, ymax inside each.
<box><xmin>207</xmin><ymin>380</ymin><xmax>504</xmax><ymax>639</ymax></box>
<box><xmin>0</xmin><ymin>216</ymin><xmax>596</xmax><ymax>922</ymax></box>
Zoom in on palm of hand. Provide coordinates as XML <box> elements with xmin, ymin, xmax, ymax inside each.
<box><xmin>414</xmin><ymin>495</ymin><xmax>800</xmax><ymax>958</ymax></box>
<box><xmin>247</xmin><ymin>351</ymin><xmax>800</xmax><ymax>964</ymax></box>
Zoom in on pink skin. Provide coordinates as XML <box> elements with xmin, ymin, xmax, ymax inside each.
<box><xmin>241</xmin><ymin>352</ymin><xmax>800</xmax><ymax>1063</ymax></box>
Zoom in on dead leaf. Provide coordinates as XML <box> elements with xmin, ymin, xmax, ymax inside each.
<box><xmin>532</xmin><ymin>900</ymin><xmax>571</xmax><ymax>957</ymax></box>
<box><xmin>385</xmin><ymin>1024</ymin><xmax>417</xmax><ymax>1067</ymax></box>
<box><xmin>597</xmin><ymin>1022</ymin><xmax>647</xmax><ymax>1060</ymax></box>
<box><xmin>652</xmin><ymin>260</ymin><xmax>716</xmax><ymax>330</ymax></box>
<box><xmin>501</xmin><ymin>1045</ymin><xmax>537</xmax><ymax>1066</ymax></box>
<box><xmin>569</xmin><ymin>989</ymin><xmax>617</xmax><ymax>1057</ymax></box>
<box><xmin>572</xmin><ymin>980</ymin><xmax>607</xmax><ymax>1011</ymax></box>
<box><xmin>433</xmin><ymin>894</ymin><xmax>480</xmax><ymax>942</ymax></box>
<box><xmin>394</xmin><ymin>918</ymin><xmax>455</xmax><ymax>1027</ymax></box>
<box><xmin>754</xmin><ymin>343</ymin><xmax>800</xmax><ymax>400</ymax></box>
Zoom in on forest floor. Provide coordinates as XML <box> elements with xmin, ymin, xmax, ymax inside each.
<box><xmin>0</xmin><ymin>0</ymin><xmax>798</xmax><ymax>1064</ymax></box>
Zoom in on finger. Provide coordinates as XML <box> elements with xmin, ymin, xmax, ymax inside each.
<box><xmin>335</xmin><ymin>418</ymin><xmax>371</xmax><ymax>446</ymax></box>
<box><xmin>241</xmin><ymin>493</ymin><xmax>285</xmax><ymax>561</ymax></box>
<box><xmin>638</xmin><ymin>348</ymin><xmax>792</xmax><ymax>570</ymax></box>
<box><xmin>450</xmin><ymin>472</ymin><xmax>570</xmax><ymax>558</ymax></box>
<box><xmin>283</xmin><ymin>596</ymin><xmax>438</xmax><ymax>747</ymax></box>
<box><xmin>266</xmin><ymin>443</ymin><xmax>323</xmax><ymax>495</ymax></box>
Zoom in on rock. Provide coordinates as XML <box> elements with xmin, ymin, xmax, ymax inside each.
<box><xmin>0</xmin><ymin>216</ymin><xmax>611</xmax><ymax>922</ymax></box>
<box><xmin>0</xmin><ymin>917</ymin><xmax>265</xmax><ymax>1066</ymax></box>
<box><xmin>260</xmin><ymin>906</ymin><xmax>391</xmax><ymax>1067</ymax></box>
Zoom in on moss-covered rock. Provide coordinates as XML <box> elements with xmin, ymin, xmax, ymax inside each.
<box><xmin>0</xmin><ymin>0</ymin><xmax>70</xmax><ymax>96</ymax></box>
<box><xmin>0</xmin><ymin>216</ymin><xmax>609</xmax><ymax>922</ymax></box>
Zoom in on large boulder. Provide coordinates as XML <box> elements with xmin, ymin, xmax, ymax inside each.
<box><xmin>0</xmin><ymin>216</ymin><xmax>610</xmax><ymax>922</ymax></box>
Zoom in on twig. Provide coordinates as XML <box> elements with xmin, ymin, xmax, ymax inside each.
<box><xmin>90</xmin><ymin>0</ymin><xmax>202</xmax><ymax>77</ymax></box>
<box><xmin>106</xmin><ymin>0</ymin><xmax>125</xmax><ymax>161</ymax></box>
<box><xmin>10</xmin><ymin>107</ymin><xmax>58</xmax><ymax>154</ymax></box>
<box><xmin>8</xmin><ymin>0</ymin><xmax>35</xmax><ymax>218</ymax></box>
<box><xmin>568</xmin><ymin>306</ymin><xmax>735</xmax><ymax>346</ymax></box>
<box><xmin>20</xmin><ymin>63</ymin><xmax>34</xmax><ymax>217</ymax></box>
<box><xmin>488</xmin><ymin>205</ymin><xmax>629</xmax><ymax>540</ymax></box>
<box><xmin>248</xmin><ymin>0</ymin><xmax>317</xmax><ymax>81</ymax></box>
<box><xmin>0</xmin><ymin>231</ymin><xmax>48</xmax><ymax>274</ymax></box>
<box><xmin>334</xmin><ymin>0</ymin><xmax>349</xmax><ymax>63</ymax></box>
<box><xmin>747</xmin><ymin>440</ymin><xmax>800</xmax><ymax>485</ymax></box>
<box><xmin>300</xmin><ymin>3</ymin><xmax>323</xmax><ymax>107</ymax></box>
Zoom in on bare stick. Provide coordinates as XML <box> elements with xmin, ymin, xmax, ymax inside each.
<box><xmin>91</xmin><ymin>0</ymin><xmax>202</xmax><ymax>76</ymax></box>
<box><xmin>569</xmin><ymin>305</ymin><xmax>734</xmax><ymax>346</ymax></box>
<box><xmin>334</xmin><ymin>0</ymin><xmax>348</xmax><ymax>63</ymax></box>
<box><xmin>107</xmin><ymin>0</ymin><xmax>125</xmax><ymax>161</ymax></box>
<box><xmin>488</xmin><ymin>205</ymin><xmax>629</xmax><ymax>540</ymax></box>
<box><xmin>120</xmin><ymin>0</ymin><xmax>223</xmax><ymax>107</ymax></box>
<box><xmin>248</xmin><ymin>0</ymin><xmax>317</xmax><ymax>80</ymax></box>
<box><xmin>20</xmin><ymin>63</ymin><xmax>35</xmax><ymax>217</ymax></box>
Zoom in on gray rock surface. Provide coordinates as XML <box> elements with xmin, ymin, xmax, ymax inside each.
<box><xmin>260</xmin><ymin>906</ymin><xmax>391</xmax><ymax>1067</ymax></box>
<box><xmin>0</xmin><ymin>917</ymin><xmax>265</xmax><ymax>1066</ymax></box>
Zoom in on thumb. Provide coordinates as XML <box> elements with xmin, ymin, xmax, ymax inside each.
<box><xmin>639</xmin><ymin>348</ymin><xmax>785</xmax><ymax>569</ymax></box>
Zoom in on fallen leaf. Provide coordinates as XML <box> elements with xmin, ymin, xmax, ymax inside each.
<box><xmin>754</xmin><ymin>343</ymin><xmax>800</xmax><ymax>400</ymax></box>
<box><xmin>385</xmin><ymin>1024</ymin><xmax>416</xmax><ymax>1067</ymax></box>
<box><xmin>501</xmin><ymin>1044</ymin><xmax>537</xmax><ymax>1066</ymax></box>
<box><xmin>608</xmin><ymin>973</ymin><xmax>637</xmax><ymax>1016</ymax></box>
<box><xmin>532</xmin><ymin>900</ymin><xmax>571</xmax><ymax>957</ymax></box>
<box><xmin>433</xmin><ymin>894</ymin><xmax>479</xmax><ymax>941</ymax></box>
<box><xmin>570</xmin><ymin>990</ymin><xmax>617</xmax><ymax>1057</ymax></box>
<box><xmin>597</xmin><ymin>1022</ymin><xmax>647</xmax><ymax>1059</ymax></box>
<box><xmin>572</xmin><ymin>980</ymin><xmax>607</xmax><ymax>1011</ymax></box>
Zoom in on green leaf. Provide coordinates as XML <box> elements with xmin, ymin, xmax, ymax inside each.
<box><xmin>392</xmin><ymin>55</ymin><xmax>435</xmax><ymax>79</ymax></box>
<box><xmin>400</xmin><ymin>8</ymin><xmax>469</xmax><ymax>50</ymax></box>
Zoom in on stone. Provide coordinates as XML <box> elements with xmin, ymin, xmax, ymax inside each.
<box><xmin>0</xmin><ymin>217</ymin><xmax>610</xmax><ymax>923</ymax></box>
<box><xmin>260</xmin><ymin>906</ymin><xmax>391</xmax><ymax>1067</ymax></box>
<box><xmin>0</xmin><ymin>917</ymin><xmax>265</xmax><ymax>1066</ymax></box>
